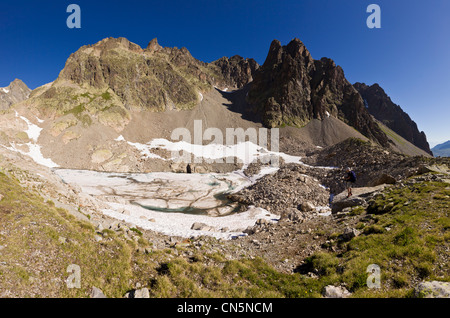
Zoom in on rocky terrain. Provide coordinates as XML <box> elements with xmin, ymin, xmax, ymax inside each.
<box><xmin>0</xmin><ymin>79</ymin><xmax>31</xmax><ymax>110</ymax></box>
<box><xmin>0</xmin><ymin>36</ymin><xmax>448</xmax><ymax>299</ymax></box>
<box><xmin>211</xmin><ymin>55</ymin><xmax>259</xmax><ymax>89</ymax></box>
<box><xmin>0</xmin><ymin>140</ymin><xmax>448</xmax><ymax>298</ymax></box>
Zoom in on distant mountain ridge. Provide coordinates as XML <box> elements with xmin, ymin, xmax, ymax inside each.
<box><xmin>431</xmin><ymin>140</ymin><xmax>450</xmax><ymax>157</ymax></box>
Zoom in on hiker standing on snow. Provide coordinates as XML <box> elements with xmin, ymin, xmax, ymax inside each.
<box><xmin>343</xmin><ymin>167</ymin><xmax>356</xmax><ymax>198</ymax></box>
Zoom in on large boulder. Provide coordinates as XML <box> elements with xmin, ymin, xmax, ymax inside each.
<box><xmin>191</xmin><ymin>222</ymin><xmax>216</xmax><ymax>232</ymax></box>
<box><xmin>340</xmin><ymin>227</ymin><xmax>361</xmax><ymax>241</ymax></box>
<box><xmin>417</xmin><ymin>164</ymin><xmax>450</xmax><ymax>175</ymax></box>
<box><xmin>369</xmin><ymin>173</ymin><xmax>396</xmax><ymax>187</ymax></box>
<box><xmin>299</xmin><ymin>201</ymin><xmax>315</xmax><ymax>212</ymax></box>
<box><xmin>90</xmin><ymin>286</ymin><xmax>107</xmax><ymax>298</ymax></box>
<box><xmin>415</xmin><ymin>281</ymin><xmax>450</xmax><ymax>298</ymax></box>
<box><xmin>322</xmin><ymin>285</ymin><xmax>351</xmax><ymax>298</ymax></box>
<box><xmin>331</xmin><ymin>184</ymin><xmax>387</xmax><ymax>213</ymax></box>
<box><xmin>331</xmin><ymin>196</ymin><xmax>366</xmax><ymax>214</ymax></box>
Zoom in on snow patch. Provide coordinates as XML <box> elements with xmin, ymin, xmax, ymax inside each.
<box><xmin>115</xmin><ymin>135</ymin><xmax>125</xmax><ymax>142</ymax></box>
<box><xmin>213</xmin><ymin>86</ymin><xmax>230</xmax><ymax>93</ymax></box>
<box><xmin>145</xmin><ymin>138</ymin><xmax>303</xmax><ymax>170</ymax></box>
<box><xmin>102</xmin><ymin>203</ymin><xmax>276</xmax><ymax>239</ymax></box>
<box><xmin>2</xmin><ymin>88</ymin><xmax>9</xmax><ymax>94</ymax></box>
<box><xmin>4</xmin><ymin>143</ymin><xmax>59</xmax><ymax>168</ymax></box>
<box><xmin>126</xmin><ymin>140</ymin><xmax>166</xmax><ymax>160</ymax></box>
<box><xmin>19</xmin><ymin>115</ymin><xmax>42</xmax><ymax>142</ymax></box>
<box><xmin>3</xmin><ymin>111</ymin><xmax>59</xmax><ymax>168</ymax></box>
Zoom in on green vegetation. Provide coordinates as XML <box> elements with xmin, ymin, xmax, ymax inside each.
<box><xmin>300</xmin><ymin>180</ymin><xmax>449</xmax><ymax>297</ymax></box>
<box><xmin>379</xmin><ymin>123</ymin><xmax>406</xmax><ymax>145</ymax></box>
<box><xmin>101</xmin><ymin>91</ymin><xmax>112</xmax><ymax>101</ymax></box>
<box><xmin>0</xmin><ymin>169</ymin><xmax>137</xmax><ymax>297</ymax></box>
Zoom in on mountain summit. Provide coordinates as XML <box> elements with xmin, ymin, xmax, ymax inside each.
<box><xmin>246</xmin><ymin>38</ymin><xmax>389</xmax><ymax>147</ymax></box>
<box><xmin>0</xmin><ymin>79</ymin><xmax>31</xmax><ymax>110</ymax></box>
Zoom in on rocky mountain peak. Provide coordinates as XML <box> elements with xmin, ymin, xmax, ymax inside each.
<box><xmin>211</xmin><ymin>55</ymin><xmax>259</xmax><ymax>89</ymax></box>
<box><xmin>247</xmin><ymin>38</ymin><xmax>389</xmax><ymax>147</ymax></box>
<box><xmin>23</xmin><ymin>37</ymin><xmax>231</xmax><ymax>129</ymax></box>
<box><xmin>0</xmin><ymin>78</ymin><xmax>31</xmax><ymax>110</ymax></box>
<box><xmin>285</xmin><ymin>37</ymin><xmax>310</xmax><ymax>58</ymax></box>
<box><xmin>91</xmin><ymin>37</ymin><xmax>143</xmax><ymax>53</ymax></box>
<box><xmin>146</xmin><ymin>38</ymin><xmax>162</xmax><ymax>52</ymax></box>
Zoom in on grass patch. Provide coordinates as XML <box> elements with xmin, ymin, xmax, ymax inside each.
<box><xmin>303</xmin><ymin>180</ymin><xmax>449</xmax><ymax>297</ymax></box>
<box><xmin>101</xmin><ymin>91</ymin><xmax>112</xmax><ymax>101</ymax></box>
<box><xmin>129</xmin><ymin>227</ymin><xmax>142</xmax><ymax>236</ymax></box>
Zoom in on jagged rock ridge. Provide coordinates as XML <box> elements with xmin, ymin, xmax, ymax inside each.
<box><xmin>246</xmin><ymin>38</ymin><xmax>389</xmax><ymax>147</ymax></box>
<box><xmin>15</xmin><ymin>36</ymin><xmax>432</xmax><ymax>158</ymax></box>
<box><xmin>211</xmin><ymin>55</ymin><xmax>259</xmax><ymax>89</ymax></box>
<box><xmin>354</xmin><ymin>82</ymin><xmax>432</xmax><ymax>155</ymax></box>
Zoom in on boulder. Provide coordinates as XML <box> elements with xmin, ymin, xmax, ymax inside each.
<box><xmin>340</xmin><ymin>227</ymin><xmax>360</xmax><ymax>241</ymax></box>
<box><xmin>90</xmin><ymin>286</ymin><xmax>107</xmax><ymax>298</ymax></box>
<box><xmin>415</xmin><ymin>281</ymin><xmax>450</xmax><ymax>298</ymax></box>
<box><xmin>280</xmin><ymin>208</ymin><xmax>304</xmax><ymax>222</ymax></box>
<box><xmin>331</xmin><ymin>185</ymin><xmax>387</xmax><ymax>213</ymax></box>
<box><xmin>417</xmin><ymin>164</ymin><xmax>450</xmax><ymax>175</ymax></box>
<box><xmin>124</xmin><ymin>287</ymin><xmax>150</xmax><ymax>298</ymax></box>
<box><xmin>133</xmin><ymin>288</ymin><xmax>150</xmax><ymax>298</ymax></box>
<box><xmin>322</xmin><ymin>285</ymin><xmax>351</xmax><ymax>298</ymax></box>
<box><xmin>299</xmin><ymin>201</ymin><xmax>315</xmax><ymax>212</ymax></box>
<box><xmin>331</xmin><ymin>196</ymin><xmax>366</xmax><ymax>214</ymax></box>
<box><xmin>191</xmin><ymin>222</ymin><xmax>215</xmax><ymax>232</ymax></box>
<box><xmin>369</xmin><ymin>173</ymin><xmax>396</xmax><ymax>187</ymax></box>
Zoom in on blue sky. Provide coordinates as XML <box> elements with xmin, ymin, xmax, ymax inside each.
<box><xmin>0</xmin><ymin>0</ymin><xmax>449</xmax><ymax>145</ymax></box>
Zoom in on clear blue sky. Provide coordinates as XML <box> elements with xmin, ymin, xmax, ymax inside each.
<box><xmin>1</xmin><ymin>0</ymin><xmax>449</xmax><ymax>145</ymax></box>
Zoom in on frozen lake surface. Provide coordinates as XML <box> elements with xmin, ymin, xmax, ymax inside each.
<box><xmin>55</xmin><ymin>169</ymin><xmax>281</xmax><ymax>239</ymax></box>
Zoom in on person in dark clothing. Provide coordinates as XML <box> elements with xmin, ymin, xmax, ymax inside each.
<box><xmin>343</xmin><ymin>167</ymin><xmax>356</xmax><ymax>198</ymax></box>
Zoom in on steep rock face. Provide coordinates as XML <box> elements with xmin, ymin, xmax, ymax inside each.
<box><xmin>354</xmin><ymin>82</ymin><xmax>432</xmax><ymax>155</ymax></box>
<box><xmin>211</xmin><ymin>55</ymin><xmax>259</xmax><ymax>89</ymax></box>
<box><xmin>22</xmin><ymin>37</ymin><xmax>231</xmax><ymax>132</ymax></box>
<box><xmin>0</xmin><ymin>79</ymin><xmax>31</xmax><ymax>110</ymax></box>
<box><xmin>57</xmin><ymin>37</ymin><xmax>222</xmax><ymax>112</ymax></box>
<box><xmin>247</xmin><ymin>39</ymin><xmax>389</xmax><ymax>147</ymax></box>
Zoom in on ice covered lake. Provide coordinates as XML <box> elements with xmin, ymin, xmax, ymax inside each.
<box><xmin>54</xmin><ymin>168</ymin><xmax>281</xmax><ymax>240</ymax></box>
